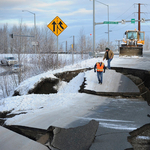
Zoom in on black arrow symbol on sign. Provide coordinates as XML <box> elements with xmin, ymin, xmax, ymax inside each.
<box><xmin>59</xmin><ymin>21</ymin><xmax>64</xmax><ymax>30</ymax></box>
<box><xmin>52</xmin><ymin>21</ymin><xmax>56</xmax><ymax>31</ymax></box>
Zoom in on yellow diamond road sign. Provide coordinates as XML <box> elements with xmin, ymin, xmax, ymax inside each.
<box><xmin>47</xmin><ymin>16</ymin><xmax>67</xmax><ymax>36</ymax></box>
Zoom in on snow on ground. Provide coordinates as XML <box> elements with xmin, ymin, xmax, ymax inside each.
<box><xmin>13</xmin><ymin>54</ymin><xmax>150</xmax><ymax>96</ymax></box>
<box><xmin>0</xmin><ymin>72</ymin><xmax>84</xmax><ymax>113</ymax></box>
<box><xmin>0</xmin><ymin>52</ymin><xmax>150</xmax><ymax>129</ymax></box>
<box><xmin>58</xmin><ymin>73</ymin><xmax>85</xmax><ymax>93</ymax></box>
<box><xmin>0</xmin><ymin>72</ymin><xmax>87</xmax><ymax>126</ymax></box>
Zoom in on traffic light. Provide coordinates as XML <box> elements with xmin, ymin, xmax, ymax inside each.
<box><xmin>9</xmin><ymin>34</ymin><xmax>13</xmax><ymax>38</ymax></box>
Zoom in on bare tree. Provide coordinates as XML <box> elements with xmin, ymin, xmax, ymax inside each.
<box><xmin>0</xmin><ymin>24</ymin><xmax>8</xmax><ymax>53</ymax></box>
<box><xmin>96</xmin><ymin>39</ymin><xmax>115</xmax><ymax>52</ymax></box>
<box><xmin>37</xmin><ymin>25</ymin><xmax>56</xmax><ymax>54</ymax></box>
<box><xmin>86</xmin><ymin>36</ymin><xmax>92</xmax><ymax>52</ymax></box>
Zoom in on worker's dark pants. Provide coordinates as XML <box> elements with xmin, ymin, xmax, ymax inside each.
<box><xmin>97</xmin><ymin>71</ymin><xmax>103</xmax><ymax>83</ymax></box>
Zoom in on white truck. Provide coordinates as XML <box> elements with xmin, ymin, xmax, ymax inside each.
<box><xmin>1</xmin><ymin>57</ymin><xmax>18</xmax><ymax>66</ymax></box>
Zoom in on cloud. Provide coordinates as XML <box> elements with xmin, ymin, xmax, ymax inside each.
<box><xmin>44</xmin><ymin>8</ymin><xmax>92</xmax><ymax>19</ymax></box>
<box><xmin>34</xmin><ymin>1</ymin><xmax>73</xmax><ymax>8</ymax></box>
<box><xmin>61</xmin><ymin>8</ymin><xmax>92</xmax><ymax>16</ymax></box>
<box><xmin>0</xmin><ymin>0</ymin><xmax>34</xmax><ymax>8</ymax></box>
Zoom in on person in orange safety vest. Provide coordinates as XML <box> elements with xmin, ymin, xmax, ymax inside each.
<box><xmin>94</xmin><ymin>61</ymin><xmax>106</xmax><ymax>84</ymax></box>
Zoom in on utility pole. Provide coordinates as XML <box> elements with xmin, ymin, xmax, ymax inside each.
<box><xmin>138</xmin><ymin>3</ymin><xmax>141</xmax><ymax>31</ymax></box>
<box><xmin>134</xmin><ymin>3</ymin><xmax>145</xmax><ymax>31</ymax></box>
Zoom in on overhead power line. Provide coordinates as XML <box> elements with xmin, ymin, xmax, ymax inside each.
<box><xmin>114</xmin><ymin>4</ymin><xmax>134</xmax><ymax>21</ymax></box>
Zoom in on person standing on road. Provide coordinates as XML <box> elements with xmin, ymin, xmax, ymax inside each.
<box><xmin>94</xmin><ymin>61</ymin><xmax>106</xmax><ymax>84</ymax></box>
<box><xmin>103</xmin><ymin>47</ymin><xmax>114</xmax><ymax>69</ymax></box>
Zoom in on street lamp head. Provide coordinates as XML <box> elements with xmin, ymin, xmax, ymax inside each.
<box><xmin>22</xmin><ymin>10</ymin><xmax>35</xmax><ymax>15</ymax></box>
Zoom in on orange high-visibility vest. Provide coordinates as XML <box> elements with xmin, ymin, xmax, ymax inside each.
<box><xmin>96</xmin><ymin>62</ymin><xmax>104</xmax><ymax>72</ymax></box>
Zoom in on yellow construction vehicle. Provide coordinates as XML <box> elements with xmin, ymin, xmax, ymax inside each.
<box><xmin>119</xmin><ymin>29</ymin><xmax>145</xmax><ymax>56</ymax></box>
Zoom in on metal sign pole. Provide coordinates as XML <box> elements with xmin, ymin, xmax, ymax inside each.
<box><xmin>47</xmin><ymin>16</ymin><xmax>68</xmax><ymax>68</ymax></box>
<box><xmin>57</xmin><ymin>36</ymin><xmax>58</xmax><ymax>68</ymax></box>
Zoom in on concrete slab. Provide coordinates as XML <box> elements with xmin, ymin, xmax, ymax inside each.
<box><xmin>0</xmin><ymin>126</ymin><xmax>49</xmax><ymax>150</ymax></box>
<box><xmin>84</xmin><ymin>70</ymin><xmax>140</xmax><ymax>93</ymax></box>
<box><xmin>7</xmin><ymin>94</ymin><xmax>106</xmax><ymax>129</ymax></box>
<box><xmin>4</xmin><ymin>120</ymin><xmax>99</xmax><ymax>150</ymax></box>
<box><xmin>51</xmin><ymin>120</ymin><xmax>99</xmax><ymax>150</ymax></box>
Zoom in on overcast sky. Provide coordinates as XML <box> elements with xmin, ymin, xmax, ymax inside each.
<box><xmin>0</xmin><ymin>0</ymin><xmax>150</xmax><ymax>47</ymax></box>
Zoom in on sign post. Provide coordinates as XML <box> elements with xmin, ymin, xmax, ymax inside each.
<box><xmin>131</xmin><ymin>19</ymin><xmax>135</xmax><ymax>24</ymax></box>
<box><xmin>47</xmin><ymin>16</ymin><xmax>67</xmax><ymax>67</ymax></box>
<box><xmin>103</xmin><ymin>21</ymin><xmax>118</xmax><ymax>24</ymax></box>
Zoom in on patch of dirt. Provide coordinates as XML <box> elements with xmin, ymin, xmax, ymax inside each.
<box><xmin>54</xmin><ymin>68</ymin><xmax>91</xmax><ymax>82</ymax></box>
<box><xmin>0</xmin><ymin>111</ymin><xmax>9</xmax><ymax>126</ymax></box>
<box><xmin>0</xmin><ymin>111</ymin><xmax>27</xmax><ymax>126</ymax></box>
<box><xmin>13</xmin><ymin>68</ymin><xmax>92</xmax><ymax>96</ymax></box>
<box><xmin>127</xmin><ymin>123</ymin><xmax>150</xmax><ymax>150</ymax></box>
<box><xmin>28</xmin><ymin>78</ymin><xmax>59</xmax><ymax>94</ymax></box>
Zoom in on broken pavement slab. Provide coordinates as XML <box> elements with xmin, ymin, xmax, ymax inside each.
<box><xmin>50</xmin><ymin>120</ymin><xmax>99</xmax><ymax>150</ymax></box>
<box><xmin>3</xmin><ymin>120</ymin><xmax>99</xmax><ymax>150</ymax></box>
<box><xmin>85</xmin><ymin>70</ymin><xmax>140</xmax><ymax>93</ymax></box>
<box><xmin>81</xmin><ymin>70</ymin><xmax>140</xmax><ymax>97</ymax></box>
<box><xmin>0</xmin><ymin>126</ymin><xmax>49</xmax><ymax>150</ymax></box>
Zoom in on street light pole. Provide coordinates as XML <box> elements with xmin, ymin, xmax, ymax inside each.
<box><xmin>107</xmin><ymin>5</ymin><xmax>109</xmax><ymax>46</ymax></box>
<box><xmin>95</xmin><ymin>0</ymin><xmax>109</xmax><ymax>46</ymax></box>
<box><xmin>22</xmin><ymin>10</ymin><xmax>37</xmax><ymax>54</ymax></box>
<box><xmin>91</xmin><ymin>0</ymin><xmax>109</xmax><ymax>52</ymax></box>
<box><xmin>93</xmin><ymin>0</ymin><xmax>95</xmax><ymax>53</ymax></box>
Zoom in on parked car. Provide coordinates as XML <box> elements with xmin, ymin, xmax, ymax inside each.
<box><xmin>12</xmin><ymin>64</ymin><xmax>23</xmax><ymax>72</ymax></box>
<box><xmin>1</xmin><ymin>57</ymin><xmax>18</xmax><ymax>66</ymax></box>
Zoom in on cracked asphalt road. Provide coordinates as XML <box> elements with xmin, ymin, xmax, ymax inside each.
<box><xmin>67</xmin><ymin>98</ymin><xmax>150</xmax><ymax>150</ymax></box>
